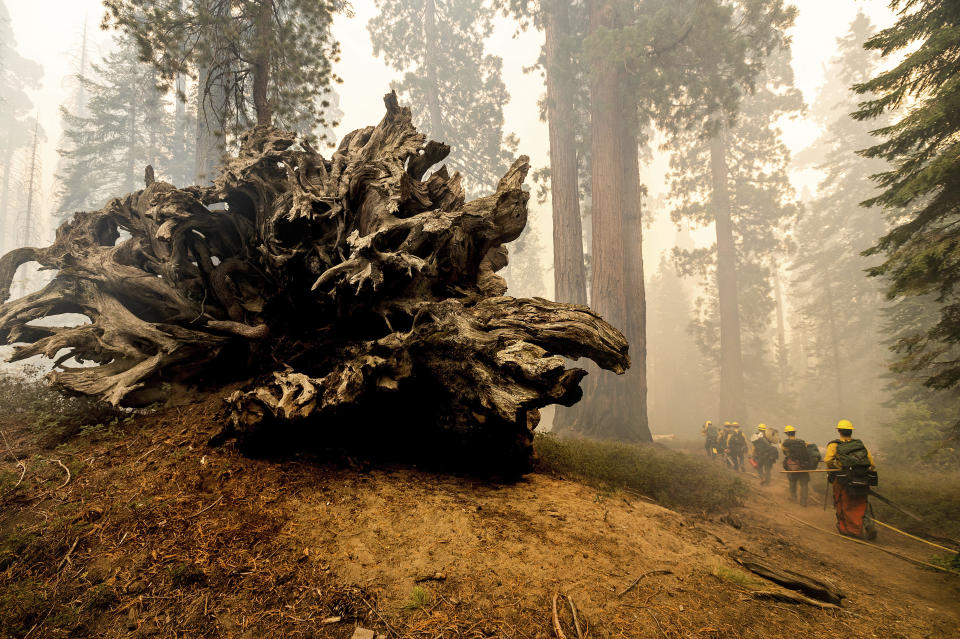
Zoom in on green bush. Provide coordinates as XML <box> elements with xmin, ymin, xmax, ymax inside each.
<box><xmin>534</xmin><ymin>434</ymin><xmax>748</xmax><ymax>512</ymax></box>
<box><xmin>880</xmin><ymin>402</ymin><xmax>959</xmax><ymax>471</ymax></box>
<box><xmin>873</xmin><ymin>467</ymin><xmax>960</xmax><ymax>541</ymax></box>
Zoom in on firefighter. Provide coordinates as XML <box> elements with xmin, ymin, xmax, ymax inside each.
<box><xmin>750</xmin><ymin>424</ymin><xmax>778</xmax><ymax>485</ymax></box>
<box><xmin>825</xmin><ymin>419</ymin><xmax>877</xmax><ymax>540</ymax></box>
<box><xmin>725</xmin><ymin>422</ymin><xmax>747</xmax><ymax>471</ymax></box>
<box><xmin>781</xmin><ymin>426</ymin><xmax>810</xmax><ymax>506</ymax></box>
<box><xmin>701</xmin><ymin>420</ymin><xmax>719</xmax><ymax>459</ymax></box>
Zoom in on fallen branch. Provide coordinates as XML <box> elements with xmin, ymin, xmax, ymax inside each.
<box><xmin>566</xmin><ymin>595</ymin><xmax>584</xmax><ymax>639</ymax></box>
<box><xmin>617</xmin><ymin>569</ymin><xmax>673</xmax><ymax>598</ymax></box>
<box><xmin>733</xmin><ymin>553</ymin><xmax>843</xmax><ymax>605</ymax></box>
<box><xmin>0</xmin><ymin>429</ymin><xmax>25</xmax><ymax>495</ymax></box>
<box><xmin>751</xmin><ymin>590</ymin><xmax>840</xmax><ymax>609</ymax></box>
<box><xmin>50</xmin><ymin>459</ymin><xmax>71</xmax><ymax>489</ymax></box>
<box><xmin>552</xmin><ymin>592</ymin><xmax>568</xmax><ymax>639</ymax></box>
<box><xmin>57</xmin><ymin>536</ymin><xmax>80</xmax><ymax>570</ymax></box>
<box><xmin>186</xmin><ymin>495</ymin><xmax>223</xmax><ymax>519</ymax></box>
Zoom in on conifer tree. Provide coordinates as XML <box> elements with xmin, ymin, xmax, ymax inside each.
<box><xmin>791</xmin><ymin>12</ymin><xmax>887</xmax><ymax>427</ymax></box>
<box><xmin>853</xmin><ymin>0</ymin><xmax>960</xmax><ymax>399</ymax></box>
<box><xmin>103</xmin><ymin>0</ymin><xmax>346</xmax><ymax>181</ymax></box>
<box><xmin>669</xmin><ymin>47</ymin><xmax>802</xmax><ymax>423</ymax></box>
<box><xmin>55</xmin><ymin>36</ymin><xmax>177</xmax><ymax>218</ymax></box>
<box><xmin>368</xmin><ymin>0</ymin><xmax>514</xmax><ymax>196</ymax></box>
<box><xmin>0</xmin><ymin>0</ymin><xmax>42</xmax><ymax>250</ymax></box>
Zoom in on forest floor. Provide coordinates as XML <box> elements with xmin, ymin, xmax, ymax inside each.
<box><xmin>0</xmin><ymin>399</ymin><xmax>958</xmax><ymax>638</ymax></box>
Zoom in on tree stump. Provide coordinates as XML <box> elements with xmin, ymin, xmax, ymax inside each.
<box><xmin>0</xmin><ymin>92</ymin><xmax>629</xmax><ymax>473</ymax></box>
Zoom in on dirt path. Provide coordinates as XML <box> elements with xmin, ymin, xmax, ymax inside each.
<box><xmin>701</xmin><ymin>469</ymin><xmax>960</xmax><ymax>635</ymax></box>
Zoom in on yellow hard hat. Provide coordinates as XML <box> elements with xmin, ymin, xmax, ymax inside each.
<box><xmin>837</xmin><ymin>419</ymin><xmax>854</xmax><ymax>431</ymax></box>
<box><xmin>784</xmin><ymin>425</ymin><xmax>796</xmax><ymax>433</ymax></box>
<box><xmin>732</xmin><ymin>421</ymin><xmax>740</xmax><ymax>427</ymax></box>
<box><xmin>705</xmin><ymin>420</ymin><xmax>712</xmax><ymax>426</ymax></box>
<box><xmin>757</xmin><ymin>424</ymin><xmax>767</xmax><ymax>431</ymax></box>
<box><xmin>723</xmin><ymin>421</ymin><xmax>731</xmax><ymax>427</ymax></box>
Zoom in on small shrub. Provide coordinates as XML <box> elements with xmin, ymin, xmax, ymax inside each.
<box><xmin>534</xmin><ymin>434</ymin><xmax>748</xmax><ymax>512</ymax></box>
<box><xmin>404</xmin><ymin>586</ymin><xmax>429</xmax><ymax>610</ymax></box>
<box><xmin>82</xmin><ymin>583</ymin><xmax>118</xmax><ymax>611</ymax></box>
<box><xmin>712</xmin><ymin>564</ymin><xmax>759</xmax><ymax>588</ymax></box>
<box><xmin>0</xmin><ymin>579</ymin><xmax>45</xmax><ymax>635</ymax></box>
<box><xmin>872</xmin><ymin>468</ymin><xmax>960</xmax><ymax>540</ymax></box>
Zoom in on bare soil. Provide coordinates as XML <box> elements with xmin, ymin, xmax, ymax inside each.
<box><xmin>0</xmin><ymin>402</ymin><xmax>957</xmax><ymax>638</ymax></box>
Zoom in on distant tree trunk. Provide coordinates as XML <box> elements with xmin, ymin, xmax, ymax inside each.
<box><xmin>423</xmin><ymin>0</ymin><xmax>443</xmax><ymax>140</ymax></box>
<box><xmin>0</xmin><ymin>148</ymin><xmax>12</xmax><ymax>254</ymax></box>
<box><xmin>621</xmin><ymin>109</ymin><xmax>651</xmax><ymax>441</ymax></box>
<box><xmin>544</xmin><ymin>0</ymin><xmax>586</xmax><ymax>307</ymax></box>
<box><xmin>825</xmin><ymin>277</ymin><xmax>845</xmax><ymax>415</ymax></box>
<box><xmin>252</xmin><ymin>0</ymin><xmax>273</xmax><ymax>126</ymax></box>
<box><xmin>125</xmin><ymin>104</ymin><xmax>137</xmax><ymax>193</ymax></box>
<box><xmin>194</xmin><ymin>63</ymin><xmax>228</xmax><ymax>185</ymax></box>
<box><xmin>709</xmin><ymin>121</ymin><xmax>747</xmax><ymax>423</ymax></box>
<box><xmin>773</xmin><ymin>264</ymin><xmax>789</xmax><ymax>395</ymax></box>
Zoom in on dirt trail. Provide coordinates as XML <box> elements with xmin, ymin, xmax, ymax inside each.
<box><xmin>0</xmin><ymin>404</ymin><xmax>958</xmax><ymax>638</ymax></box>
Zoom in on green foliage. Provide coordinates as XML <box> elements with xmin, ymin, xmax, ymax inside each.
<box><xmin>0</xmin><ymin>578</ymin><xmax>45</xmax><ymax>636</ymax></box>
<box><xmin>82</xmin><ymin>584</ymin><xmax>118</xmax><ymax>611</ymax></box>
<box><xmin>404</xmin><ymin>586</ymin><xmax>429</xmax><ymax>611</ymax></box>
<box><xmin>102</xmin><ymin>0</ymin><xmax>345</xmax><ymax>141</ymax></box>
<box><xmin>0</xmin><ymin>371</ymin><xmax>124</xmax><ymax>447</ymax></box>
<box><xmin>873</xmin><ymin>467</ymin><xmax>960</xmax><ymax>540</ymax></box>
<box><xmin>712</xmin><ymin>564</ymin><xmax>759</xmax><ymax>588</ymax></box>
<box><xmin>881</xmin><ymin>401</ymin><xmax>960</xmax><ymax>470</ymax></box>
<box><xmin>533</xmin><ymin>433</ymin><xmax>748</xmax><ymax>512</ymax></box>
<box><xmin>790</xmin><ymin>12</ymin><xmax>888</xmax><ymax>429</ymax></box>
<box><xmin>168</xmin><ymin>562</ymin><xmax>207</xmax><ymax>587</ymax></box>
<box><xmin>55</xmin><ymin>35</ymin><xmax>187</xmax><ymax>220</ymax></box>
<box><xmin>368</xmin><ymin>0</ymin><xmax>514</xmax><ymax>196</ymax></box>
<box><xmin>853</xmin><ymin>0</ymin><xmax>960</xmax><ymax>401</ymax></box>
<box><xmin>0</xmin><ymin>0</ymin><xmax>43</xmax><ymax>168</ymax></box>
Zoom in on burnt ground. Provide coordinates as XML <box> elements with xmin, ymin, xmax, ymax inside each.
<box><xmin>0</xmin><ymin>401</ymin><xmax>957</xmax><ymax>638</ymax></box>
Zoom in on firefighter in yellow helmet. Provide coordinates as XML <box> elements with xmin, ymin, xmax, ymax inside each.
<box><xmin>725</xmin><ymin>422</ymin><xmax>747</xmax><ymax>471</ymax></box>
<box><xmin>701</xmin><ymin>420</ymin><xmax>720</xmax><ymax>459</ymax></box>
<box><xmin>825</xmin><ymin>420</ymin><xmax>877</xmax><ymax>539</ymax></box>
<box><xmin>750</xmin><ymin>424</ymin><xmax>778</xmax><ymax>484</ymax></box>
<box><xmin>781</xmin><ymin>426</ymin><xmax>812</xmax><ymax>506</ymax></box>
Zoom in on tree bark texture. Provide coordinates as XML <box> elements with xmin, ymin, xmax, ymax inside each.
<box><xmin>0</xmin><ymin>93</ymin><xmax>628</xmax><ymax>473</ymax></box>
<box><xmin>709</xmin><ymin>124</ymin><xmax>747</xmax><ymax>423</ymax></box>
<box><xmin>253</xmin><ymin>0</ymin><xmax>273</xmax><ymax>126</ymax></box>
<box><xmin>544</xmin><ymin>0</ymin><xmax>587</xmax><ymax>307</ymax></box>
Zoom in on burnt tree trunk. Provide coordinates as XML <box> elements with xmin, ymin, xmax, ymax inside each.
<box><xmin>0</xmin><ymin>93</ymin><xmax>628</xmax><ymax>474</ymax></box>
<box><xmin>710</xmin><ymin>120</ymin><xmax>746</xmax><ymax>424</ymax></box>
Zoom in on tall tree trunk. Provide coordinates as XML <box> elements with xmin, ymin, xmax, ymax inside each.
<box><xmin>252</xmin><ymin>0</ymin><xmax>273</xmax><ymax>126</ymax></box>
<box><xmin>709</xmin><ymin>121</ymin><xmax>747</xmax><ymax>423</ymax></box>
<box><xmin>194</xmin><ymin>1</ymin><xmax>228</xmax><ymax>186</ymax></box>
<box><xmin>575</xmin><ymin>0</ymin><xmax>632</xmax><ymax>439</ymax></box>
<box><xmin>0</xmin><ymin>147</ymin><xmax>13</xmax><ymax>254</ymax></box>
<box><xmin>773</xmin><ymin>264</ymin><xmax>789</xmax><ymax>395</ymax></box>
<box><xmin>423</xmin><ymin>0</ymin><xmax>443</xmax><ymax>140</ymax></box>
<box><xmin>825</xmin><ymin>277</ymin><xmax>845</xmax><ymax>415</ymax></box>
<box><xmin>125</xmin><ymin>104</ymin><xmax>137</xmax><ymax>194</ymax></box>
<box><xmin>544</xmin><ymin>0</ymin><xmax>588</xmax><ymax>434</ymax></box>
<box><xmin>620</xmin><ymin>105</ymin><xmax>651</xmax><ymax>441</ymax></box>
<box><xmin>544</xmin><ymin>0</ymin><xmax>586</xmax><ymax>307</ymax></box>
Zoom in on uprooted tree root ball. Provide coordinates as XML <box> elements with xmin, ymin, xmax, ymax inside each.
<box><xmin>0</xmin><ymin>92</ymin><xmax>628</xmax><ymax>473</ymax></box>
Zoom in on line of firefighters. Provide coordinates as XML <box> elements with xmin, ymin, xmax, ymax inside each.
<box><xmin>701</xmin><ymin>419</ymin><xmax>878</xmax><ymax>540</ymax></box>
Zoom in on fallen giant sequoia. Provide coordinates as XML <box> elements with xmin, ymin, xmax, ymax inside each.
<box><xmin>0</xmin><ymin>93</ymin><xmax>628</xmax><ymax>471</ymax></box>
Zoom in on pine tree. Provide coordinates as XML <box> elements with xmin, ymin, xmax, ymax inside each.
<box><xmin>103</xmin><ymin>0</ymin><xmax>346</xmax><ymax>181</ymax></box>
<box><xmin>0</xmin><ymin>0</ymin><xmax>42</xmax><ymax>251</ymax></box>
<box><xmin>791</xmin><ymin>12</ymin><xmax>888</xmax><ymax>428</ymax></box>
<box><xmin>669</xmin><ymin>46</ymin><xmax>802</xmax><ymax>423</ymax></box>
<box><xmin>55</xmin><ymin>36</ymin><xmax>177</xmax><ymax>218</ymax></box>
<box><xmin>852</xmin><ymin>0</ymin><xmax>960</xmax><ymax>398</ymax></box>
<box><xmin>368</xmin><ymin>0</ymin><xmax>514</xmax><ymax>196</ymax></box>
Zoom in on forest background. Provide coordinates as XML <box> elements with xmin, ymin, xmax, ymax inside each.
<box><xmin>1</xmin><ymin>0</ymin><xmax>956</xmax><ymax>470</ymax></box>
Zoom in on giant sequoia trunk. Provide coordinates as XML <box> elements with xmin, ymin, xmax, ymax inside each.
<box><xmin>0</xmin><ymin>93</ymin><xmax>628</xmax><ymax>474</ymax></box>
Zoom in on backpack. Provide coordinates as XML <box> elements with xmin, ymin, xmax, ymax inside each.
<box><xmin>753</xmin><ymin>437</ymin><xmax>777</xmax><ymax>463</ymax></box>
<box><xmin>831</xmin><ymin>439</ymin><xmax>871</xmax><ymax>469</ymax></box>
<box><xmin>805</xmin><ymin>443</ymin><xmax>822</xmax><ymax>470</ymax></box>
<box><xmin>728</xmin><ymin>431</ymin><xmax>747</xmax><ymax>453</ymax></box>
<box><xmin>782</xmin><ymin>438</ymin><xmax>809</xmax><ymax>468</ymax></box>
<box><xmin>705</xmin><ymin>425</ymin><xmax>719</xmax><ymax>442</ymax></box>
